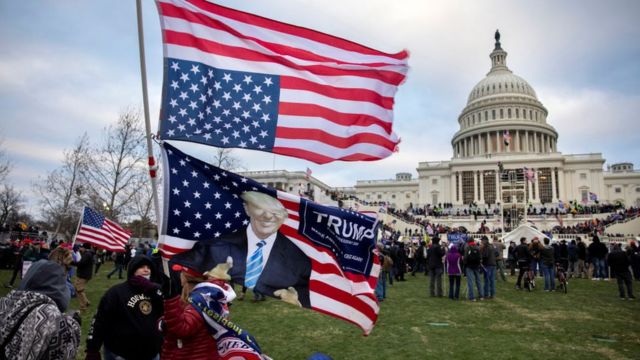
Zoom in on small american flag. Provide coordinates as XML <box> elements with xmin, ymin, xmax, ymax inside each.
<box><xmin>155</xmin><ymin>0</ymin><xmax>408</xmax><ymax>164</ymax></box>
<box><xmin>75</xmin><ymin>207</ymin><xmax>131</xmax><ymax>252</ymax></box>
<box><xmin>159</xmin><ymin>142</ymin><xmax>380</xmax><ymax>334</ymax></box>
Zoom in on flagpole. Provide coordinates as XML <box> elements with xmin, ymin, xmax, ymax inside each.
<box><xmin>135</xmin><ymin>0</ymin><xmax>162</xmax><ymax>240</ymax></box>
<box><xmin>71</xmin><ymin>207</ymin><xmax>86</xmax><ymax>247</ymax></box>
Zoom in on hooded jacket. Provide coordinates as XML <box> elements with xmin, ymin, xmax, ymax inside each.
<box><xmin>86</xmin><ymin>255</ymin><xmax>163</xmax><ymax>359</ymax></box>
<box><xmin>0</xmin><ymin>260</ymin><xmax>80</xmax><ymax>360</ymax></box>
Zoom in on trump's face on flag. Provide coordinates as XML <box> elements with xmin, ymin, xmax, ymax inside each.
<box><xmin>241</xmin><ymin>191</ymin><xmax>288</xmax><ymax>239</ymax></box>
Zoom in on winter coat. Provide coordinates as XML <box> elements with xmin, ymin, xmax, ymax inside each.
<box><xmin>481</xmin><ymin>243</ymin><xmax>496</xmax><ymax>266</ymax></box>
<box><xmin>0</xmin><ymin>260</ymin><xmax>80</xmax><ymax>360</ymax></box>
<box><xmin>160</xmin><ymin>296</ymin><xmax>219</xmax><ymax>360</ymax></box>
<box><xmin>427</xmin><ymin>243</ymin><xmax>445</xmax><ymax>270</ymax></box>
<box><xmin>86</xmin><ymin>256</ymin><xmax>163</xmax><ymax>359</ymax></box>
<box><xmin>445</xmin><ymin>247</ymin><xmax>462</xmax><ymax>275</ymax></box>
<box><xmin>72</xmin><ymin>249</ymin><xmax>94</xmax><ymax>280</ymax></box>
<box><xmin>540</xmin><ymin>245</ymin><xmax>555</xmax><ymax>267</ymax></box>
<box><xmin>607</xmin><ymin>250</ymin><xmax>631</xmax><ymax>276</ymax></box>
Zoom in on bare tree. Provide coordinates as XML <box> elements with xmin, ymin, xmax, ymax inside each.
<box><xmin>128</xmin><ymin>157</ymin><xmax>160</xmax><ymax>238</ymax></box>
<box><xmin>0</xmin><ymin>137</ymin><xmax>12</xmax><ymax>184</ymax></box>
<box><xmin>0</xmin><ymin>185</ymin><xmax>23</xmax><ymax>229</ymax></box>
<box><xmin>82</xmin><ymin>107</ymin><xmax>146</xmax><ymax>221</ymax></box>
<box><xmin>32</xmin><ymin>134</ymin><xmax>90</xmax><ymax>239</ymax></box>
<box><xmin>211</xmin><ymin>147</ymin><xmax>244</xmax><ymax>171</ymax></box>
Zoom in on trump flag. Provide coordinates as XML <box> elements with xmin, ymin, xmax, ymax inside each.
<box><xmin>155</xmin><ymin>0</ymin><xmax>408</xmax><ymax>164</ymax></box>
<box><xmin>159</xmin><ymin>142</ymin><xmax>380</xmax><ymax>334</ymax></box>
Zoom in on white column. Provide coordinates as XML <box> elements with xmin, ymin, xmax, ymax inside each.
<box><xmin>525</xmin><ymin>130</ymin><xmax>529</xmax><ymax>152</ymax></box>
<box><xmin>479</xmin><ymin>170</ymin><xmax>485</xmax><ymax>203</ymax></box>
<box><xmin>496</xmin><ymin>131</ymin><xmax>501</xmax><ymax>152</ymax></box>
<box><xmin>457</xmin><ymin>172</ymin><xmax>463</xmax><ymax>205</ymax></box>
<box><xmin>558</xmin><ymin>170</ymin><xmax>565</xmax><ymax>201</ymax></box>
<box><xmin>534</xmin><ymin>175</ymin><xmax>540</xmax><ymax>202</ymax></box>
<box><xmin>451</xmin><ymin>175</ymin><xmax>456</xmax><ymax>204</ymax></box>
<box><xmin>515</xmin><ymin>130</ymin><xmax>520</xmax><ymax>152</ymax></box>
<box><xmin>486</xmin><ymin>133</ymin><xmax>490</xmax><ymax>155</ymax></box>
<box><xmin>473</xmin><ymin>171</ymin><xmax>478</xmax><ymax>202</ymax></box>
<box><xmin>495</xmin><ymin>171</ymin><xmax>501</xmax><ymax>203</ymax></box>
<box><xmin>551</xmin><ymin>168</ymin><xmax>558</xmax><ymax>202</ymax></box>
<box><xmin>528</xmin><ymin>179</ymin><xmax>533</xmax><ymax>202</ymax></box>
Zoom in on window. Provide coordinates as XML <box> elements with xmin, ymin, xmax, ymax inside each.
<box><xmin>485</xmin><ymin>111</ymin><xmax>488</xmax><ymax>121</ymax></box>
<box><xmin>636</xmin><ymin>187</ymin><xmax>640</xmax><ymax>193</ymax></box>
<box><xmin>580</xmin><ymin>173</ymin><xmax>587</xmax><ymax>180</ymax></box>
<box><xmin>508</xmin><ymin>108</ymin><xmax>512</xmax><ymax>118</ymax></box>
<box><xmin>462</xmin><ymin>171</ymin><xmax>474</xmax><ymax>204</ymax></box>
<box><xmin>492</xmin><ymin>110</ymin><xmax>496</xmax><ymax>120</ymax></box>
<box><xmin>516</xmin><ymin>109</ymin><xmax>519</xmax><ymax>118</ymax></box>
<box><xmin>377</xmin><ymin>194</ymin><xmax>382</xmax><ymax>199</ymax></box>
<box><xmin>432</xmin><ymin>179</ymin><xmax>438</xmax><ymax>185</ymax></box>
<box><xmin>500</xmin><ymin>109</ymin><xmax>504</xmax><ymax>119</ymax></box>
<box><xmin>615</xmin><ymin>188</ymin><xmax>621</xmax><ymax>193</ymax></box>
<box><xmin>392</xmin><ymin>194</ymin><xmax>396</xmax><ymax>199</ymax></box>
<box><xmin>406</xmin><ymin>193</ymin><xmax>411</xmax><ymax>199</ymax></box>
<box><xmin>432</xmin><ymin>193</ymin><xmax>438</xmax><ymax>205</ymax></box>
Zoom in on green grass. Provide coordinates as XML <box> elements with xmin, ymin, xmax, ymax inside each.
<box><xmin>2</xmin><ymin>266</ymin><xmax>639</xmax><ymax>360</ymax></box>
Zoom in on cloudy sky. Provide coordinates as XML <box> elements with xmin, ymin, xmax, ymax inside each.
<box><xmin>1</xmin><ymin>0</ymin><xmax>639</xmax><ymax>214</ymax></box>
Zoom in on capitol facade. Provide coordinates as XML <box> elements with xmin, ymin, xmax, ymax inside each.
<box><xmin>355</xmin><ymin>32</ymin><xmax>640</xmax><ymax>211</ymax></box>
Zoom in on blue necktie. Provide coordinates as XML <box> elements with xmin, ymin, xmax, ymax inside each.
<box><xmin>244</xmin><ymin>240</ymin><xmax>266</xmax><ymax>289</ymax></box>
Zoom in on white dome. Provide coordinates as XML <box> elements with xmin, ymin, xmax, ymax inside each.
<box><xmin>467</xmin><ymin>72</ymin><xmax>538</xmax><ymax>104</ymax></box>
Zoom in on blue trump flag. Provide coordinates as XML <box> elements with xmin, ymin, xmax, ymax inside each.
<box><xmin>159</xmin><ymin>142</ymin><xmax>381</xmax><ymax>334</ymax></box>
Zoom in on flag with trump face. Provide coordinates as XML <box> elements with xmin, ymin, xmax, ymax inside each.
<box><xmin>159</xmin><ymin>142</ymin><xmax>381</xmax><ymax>334</ymax></box>
<box><xmin>155</xmin><ymin>0</ymin><xmax>408</xmax><ymax>164</ymax></box>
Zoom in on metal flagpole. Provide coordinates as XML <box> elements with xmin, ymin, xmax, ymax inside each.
<box><xmin>135</xmin><ymin>0</ymin><xmax>165</xmax><ymax>273</ymax></box>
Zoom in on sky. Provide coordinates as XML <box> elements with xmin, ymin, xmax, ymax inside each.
<box><xmin>1</xmin><ymin>0</ymin><xmax>639</xmax><ymax>215</ymax></box>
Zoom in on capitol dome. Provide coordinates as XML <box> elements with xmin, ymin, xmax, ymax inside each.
<box><xmin>451</xmin><ymin>30</ymin><xmax>558</xmax><ymax>159</ymax></box>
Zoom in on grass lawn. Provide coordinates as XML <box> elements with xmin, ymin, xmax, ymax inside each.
<box><xmin>2</xmin><ymin>265</ymin><xmax>639</xmax><ymax>360</ymax></box>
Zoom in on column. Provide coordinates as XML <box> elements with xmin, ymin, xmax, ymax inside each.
<box><xmin>473</xmin><ymin>171</ymin><xmax>478</xmax><ymax>202</ymax></box>
<box><xmin>496</xmin><ymin>131</ymin><xmax>501</xmax><ymax>152</ymax></box>
<box><xmin>515</xmin><ymin>130</ymin><xmax>520</xmax><ymax>152</ymax></box>
<box><xmin>534</xmin><ymin>175</ymin><xmax>540</xmax><ymax>202</ymax></box>
<box><xmin>543</xmin><ymin>135</ymin><xmax>547</xmax><ymax>153</ymax></box>
<box><xmin>479</xmin><ymin>170</ymin><xmax>485</xmax><ymax>203</ymax></box>
<box><xmin>533</xmin><ymin>133</ymin><xmax>538</xmax><ymax>152</ymax></box>
<box><xmin>457</xmin><ymin>172</ymin><xmax>463</xmax><ymax>205</ymax></box>
<box><xmin>557</xmin><ymin>169</ymin><xmax>565</xmax><ymax>201</ymax></box>
<box><xmin>528</xmin><ymin>179</ymin><xmax>533</xmax><ymax>202</ymax></box>
<box><xmin>551</xmin><ymin>168</ymin><xmax>558</xmax><ymax>203</ymax></box>
<box><xmin>451</xmin><ymin>175</ymin><xmax>457</xmax><ymax>204</ymax></box>
<box><xmin>495</xmin><ymin>171</ymin><xmax>501</xmax><ymax>203</ymax></box>
<box><xmin>525</xmin><ymin>130</ymin><xmax>529</xmax><ymax>152</ymax></box>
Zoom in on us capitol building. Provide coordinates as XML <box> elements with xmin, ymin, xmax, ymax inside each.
<box><xmin>243</xmin><ymin>32</ymin><xmax>640</xmax><ymax>215</ymax></box>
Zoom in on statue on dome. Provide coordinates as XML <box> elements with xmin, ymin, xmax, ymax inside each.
<box><xmin>494</xmin><ymin>29</ymin><xmax>501</xmax><ymax>49</ymax></box>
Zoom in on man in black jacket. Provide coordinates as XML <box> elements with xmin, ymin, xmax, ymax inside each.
<box><xmin>72</xmin><ymin>243</ymin><xmax>94</xmax><ymax>312</ymax></box>
<box><xmin>85</xmin><ymin>255</ymin><xmax>164</xmax><ymax>360</ymax></box>
<box><xmin>514</xmin><ymin>237</ymin><xmax>531</xmax><ymax>290</ymax></box>
<box><xmin>427</xmin><ymin>237</ymin><xmax>445</xmax><ymax>297</ymax></box>
<box><xmin>607</xmin><ymin>244</ymin><xmax>635</xmax><ymax>300</ymax></box>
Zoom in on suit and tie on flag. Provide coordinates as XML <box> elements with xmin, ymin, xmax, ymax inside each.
<box><xmin>75</xmin><ymin>207</ymin><xmax>131</xmax><ymax>252</ymax></box>
<box><xmin>158</xmin><ymin>142</ymin><xmax>381</xmax><ymax>334</ymax></box>
<box><xmin>155</xmin><ymin>0</ymin><xmax>409</xmax><ymax>164</ymax></box>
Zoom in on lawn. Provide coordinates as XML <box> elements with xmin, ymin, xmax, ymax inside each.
<box><xmin>2</xmin><ymin>265</ymin><xmax>639</xmax><ymax>360</ymax></box>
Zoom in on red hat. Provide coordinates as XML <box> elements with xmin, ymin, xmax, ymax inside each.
<box><xmin>171</xmin><ymin>264</ymin><xmax>205</xmax><ymax>278</ymax></box>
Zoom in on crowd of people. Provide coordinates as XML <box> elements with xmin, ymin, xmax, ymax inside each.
<box><xmin>375</xmin><ymin>229</ymin><xmax>639</xmax><ymax>304</ymax></box>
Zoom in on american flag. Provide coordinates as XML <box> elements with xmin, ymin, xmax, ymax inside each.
<box><xmin>159</xmin><ymin>142</ymin><xmax>380</xmax><ymax>334</ymax></box>
<box><xmin>75</xmin><ymin>207</ymin><xmax>131</xmax><ymax>252</ymax></box>
<box><xmin>155</xmin><ymin>0</ymin><xmax>408</xmax><ymax>164</ymax></box>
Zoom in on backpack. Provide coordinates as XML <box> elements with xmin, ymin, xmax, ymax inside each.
<box><xmin>465</xmin><ymin>246</ymin><xmax>481</xmax><ymax>268</ymax></box>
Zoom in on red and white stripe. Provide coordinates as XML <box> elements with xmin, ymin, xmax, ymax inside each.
<box><xmin>76</xmin><ymin>218</ymin><xmax>131</xmax><ymax>253</ymax></box>
<box><xmin>276</xmin><ymin>190</ymin><xmax>380</xmax><ymax>335</ymax></box>
<box><xmin>156</xmin><ymin>0</ymin><xmax>408</xmax><ymax>164</ymax></box>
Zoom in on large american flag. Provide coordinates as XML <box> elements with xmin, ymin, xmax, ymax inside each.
<box><xmin>159</xmin><ymin>142</ymin><xmax>380</xmax><ymax>334</ymax></box>
<box><xmin>75</xmin><ymin>207</ymin><xmax>131</xmax><ymax>252</ymax></box>
<box><xmin>155</xmin><ymin>0</ymin><xmax>408</xmax><ymax>164</ymax></box>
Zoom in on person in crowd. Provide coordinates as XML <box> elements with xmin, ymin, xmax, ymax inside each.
<box><xmin>588</xmin><ymin>235</ymin><xmax>608</xmax><ymax>280</ymax></box>
<box><xmin>607</xmin><ymin>243</ymin><xmax>635</xmax><ymax>300</ymax></box>
<box><xmin>48</xmin><ymin>242</ymin><xmax>74</xmax><ymax>273</ymax></box>
<box><xmin>427</xmin><ymin>236</ymin><xmax>445</xmax><ymax>297</ymax></box>
<box><xmin>85</xmin><ymin>255</ymin><xmax>164</xmax><ymax>360</ymax></box>
<box><xmin>94</xmin><ymin>248</ymin><xmax>106</xmax><ymax>275</ymax></box>
<box><xmin>374</xmin><ymin>245</ymin><xmax>388</xmax><ymax>302</ymax></box>
<box><xmin>393</xmin><ymin>242</ymin><xmax>407</xmax><ymax>282</ymax></box>
<box><xmin>445</xmin><ymin>244</ymin><xmax>462</xmax><ymax>300</ymax></box>
<box><xmin>628</xmin><ymin>240</ymin><xmax>640</xmax><ymax>281</ymax></box>
<box><xmin>71</xmin><ymin>242</ymin><xmax>94</xmax><ymax>313</ymax></box>
<box><xmin>507</xmin><ymin>241</ymin><xmax>517</xmax><ymax>276</ymax></box>
<box><xmin>540</xmin><ymin>238</ymin><xmax>556</xmax><ymax>291</ymax></box>
<box><xmin>480</xmin><ymin>236</ymin><xmax>496</xmax><ymax>299</ymax></box>
<box><xmin>0</xmin><ymin>259</ymin><xmax>81</xmax><ymax>359</ymax></box>
<box><xmin>4</xmin><ymin>239</ymin><xmax>25</xmax><ymax>288</ymax></box>
<box><xmin>567</xmin><ymin>239</ymin><xmax>578</xmax><ymax>278</ymax></box>
<box><xmin>528</xmin><ymin>237</ymin><xmax>542</xmax><ymax>277</ymax></box>
<box><xmin>107</xmin><ymin>250</ymin><xmax>126</xmax><ymax>280</ymax></box>
<box><xmin>412</xmin><ymin>240</ymin><xmax>428</xmax><ymax>276</ymax></box>
<box><xmin>463</xmin><ymin>239</ymin><xmax>484</xmax><ymax>301</ymax></box>
<box><xmin>576</xmin><ymin>237</ymin><xmax>589</xmax><ymax>279</ymax></box>
<box><xmin>494</xmin><ymin>237</ymin><xmax>507</xmax><ymax>282</ymax></box>
<box><xmin>515</xmin><ymin>237</ymin><xmax>531</xmax><ymax>290</ymax></box>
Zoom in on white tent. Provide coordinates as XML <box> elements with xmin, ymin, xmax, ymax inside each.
<box><xmin>501</xmin><ymin>224</ymin><xmax>550</xmax><ymax>244</ymax></box>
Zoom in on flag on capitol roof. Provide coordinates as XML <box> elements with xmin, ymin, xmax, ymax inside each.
<box><xmin>155</xmin><ymin>0</ymin><xmax>408</xmax><ymax>164</ymax></box>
